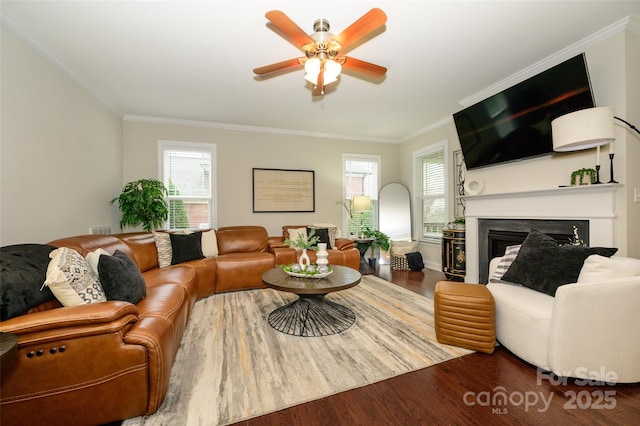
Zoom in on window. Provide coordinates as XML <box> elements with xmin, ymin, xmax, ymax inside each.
<box><xmin>158</xmin><ymin>141</ymin><xmax>216</xmax><ymax>230</ymax></box>
<box><xmin>342</xmin><ymin>154</ymin><xmax>380</xmax><ymax>236</ymax></box>
<box><xmin>413</xmin><ymin>141</ymin><xmax>448</xmax><ymax>241</ymax></box>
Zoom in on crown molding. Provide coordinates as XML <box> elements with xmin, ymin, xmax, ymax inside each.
<box><xmin>123</xmin><ymin>115</ymin><xmax>399</xmax><ymax>144</ymax></box>
<box><xmin>399</xmin><ymin>116</ymin><xmax>453</xmax><ymax>143</ymax></box>
<box><xmin>458</xmin><ymin>15</ymin><xmax>637</xmax><ymax>108</ymax></box>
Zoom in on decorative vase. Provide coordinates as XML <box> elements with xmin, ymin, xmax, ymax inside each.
<box><xmin>298</xmin><ymin>248</ymin><xmax>310</xmax><ymax>269</ymax></box>
<box><xmin>316</xmin><ymin>243</ymin><xmax>329</xmax><ymax>266</ymax></box>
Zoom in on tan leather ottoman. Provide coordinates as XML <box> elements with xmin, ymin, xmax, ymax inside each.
<box><xmin>434</xmin><ymin>281</ymin><xmax>496</xmax><ymax>354</ymax></box>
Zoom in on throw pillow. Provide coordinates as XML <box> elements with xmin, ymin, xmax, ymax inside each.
<box><xmin>170</xmin><ymin>231</ymin><xmax>205</xmax><ymax>265</ymax></box>
<box><xmin>577</xmin><ymin>255</ymin><xmax>640</xmax><ymax>283</ymax></box>
<box><xmin>390</xmin><ymin>241</ymin><xmax>419</xmax><ymax>256</ymax></box>
<box><xmin>501</xmin><ymin>229</ymin><xmax>617</xmax><ymax>296</ymax></box>
<box><xmin>286</xmin><ymin>227</ymin><xmax>307</xmax><ymax>244</ymax></box>
<box><xmin>489</xmin><ymin>245</ymin><xmax>521</xmax><ymax>283</ymax></box>
<box><xmin>86</xmin><ymin>248</ymin><xmax>110</xmax><ymax>276</ymax></box>
<box><xmin>0</xmin><ymin>244</ymin><xmax>58</xmax><ymax>321</ymax></box>
<box><xmin>153</xmin><ymin>232</ymin><xmax>172</xmax><ymax>268</ymax></box>
<box><xmin>406</xmin><ymin>251</ymin><xmax>425</xmax><ymax>271</ymax></box>
<box><xmin>44</xmin><ymin>247</ymin><xmax>106</xmax><ymax>306</ymax></box>
<box><xmin>98</xmin><ymin>250</ymin><xmax>146</xmax><ymax>304</ymax></box>
<box><xmin>308</xmin><ymin>227</ymin><xmax>330</xmax><ymax>247</ymax></box>
<box><xmin>201</xmin><ymin>229</ymin><xmax>218</xmax><ymax>257</ymax></box>
<box><xmin>312</xmin><ymin>223</ymin><xmax>342</xmax><ymax>246</ymax></box>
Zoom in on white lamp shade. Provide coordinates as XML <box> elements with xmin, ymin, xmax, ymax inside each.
<box><xmin>324</xmin><ymin>60</ymin><xmax>342</xmax><ymax>82</ymax></box>
<box><xmin>551</xmin><ymin>107</ymin><xmax>615</xmax><ymax>152</ymax></box>
<box><xmin>303</xmin><ymin>58</ymin><xmax>321</xmax><ymax>84</ymax></box>
<box><xmin>352</xmin><ymin>195</ymin><xmax>372</xmax><ymax>212</ymax></box>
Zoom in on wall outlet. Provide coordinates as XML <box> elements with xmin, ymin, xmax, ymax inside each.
<box><xmin>635</xmin><ymin>188</ymin><xmax>640</xmax><ymax>203</ymax></box>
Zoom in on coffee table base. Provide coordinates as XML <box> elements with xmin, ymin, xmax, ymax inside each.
<box><xmin>268</xmin><ymin>294</ymin><xmax>356</xmax><ymax>337</ymax></box>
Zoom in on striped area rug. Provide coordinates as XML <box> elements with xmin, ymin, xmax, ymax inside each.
<box><xmin>124</xmin><ymin>274</ymin><xmax>472</xmax><ymax>425</ymax></box>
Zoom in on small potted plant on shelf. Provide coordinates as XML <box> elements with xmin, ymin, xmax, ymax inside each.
<box><xmin>362</xmin><ymin>228</ymin><xmax>390</xmax><ymax>267</ymax></box>
<box><xmin>111</xmin><ymin>178</ymin><xmax>169</xmax><ymax>232</ymax></box>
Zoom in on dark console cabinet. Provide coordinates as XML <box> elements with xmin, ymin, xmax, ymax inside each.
<box><xmin>442</xmin><ymin>229</ymin><xmax>466</xmax><ymax>281</ymax></box>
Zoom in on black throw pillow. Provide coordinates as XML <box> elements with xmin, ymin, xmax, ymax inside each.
<box><xmin>406</xmin><ymin>252</ymin><xmax>425</xmax><ymax>272</ymax></box>
<box><xmin>501</xmin><ymin>229</ymin><xmax>617</xmax><ymax>296</ymax></box>
<box><xmin>307</xmin><ymin>227</ymin><xmax>331</xmax><ymax>247</ymax></box>
<box><xmin>98</xmin><ymin>250</ymin><xmax>146</xmax><ymax>304</ymax></box>
<box><xmin>170</xmin><ymin>232</ymin><xmax>204</xmax><ymax>265</ymax></box>
<box><xmin>0</xmin><ymin>244</ymin><xmax>58</xmax><ymax>320</ymax></box>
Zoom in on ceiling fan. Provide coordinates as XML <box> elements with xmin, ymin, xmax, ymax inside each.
<box><xmin>253</xmin><ymin>8</ymin><xmax>387</xmax><ymax>96</ymax></box>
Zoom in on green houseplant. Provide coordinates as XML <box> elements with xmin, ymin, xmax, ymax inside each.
<box><xmin>111</xmin><ymin>178</ymin><xmax>169</xmax><ymax>231</ymax></box>
<box><xmin>362</xmin><ymin>228</ymin><xmax>390</xmax><ymax>265</ymax></box>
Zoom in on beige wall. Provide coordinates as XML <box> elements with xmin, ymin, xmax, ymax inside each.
<box><xmin>122</xmin><ymin>120</ymin><xmax>400</xmax><ymax>237</ymax></box>
<box><xmin>0</xmin><ymin>24</ymin><xmax>123</xmax><ymax>245</ymax></box>
<box><xmin>399</xmin><ymin>28</ymin><xmax>639</xmax><ymax>265</ymax></box>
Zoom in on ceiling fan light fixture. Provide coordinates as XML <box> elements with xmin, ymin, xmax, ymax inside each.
<box><xmin>303</xmin><ymin>58</ymin><xmax>341</xmax><ymax>86</ymax></box>
<box><xmin>303</xmin><ymin>58</ymin><xmax>321</xmax><ymax>84</ymax></box>
<box><xmin>325</xmin><ymin>59</ymin><xmax>342</xmax><ymax>81</ymax></box>
<box><xmin>255</xmin><ymin>9</ymin><xmax>387</xmax><ymax>95</ymax></box>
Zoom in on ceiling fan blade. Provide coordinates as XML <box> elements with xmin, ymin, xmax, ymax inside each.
<box><xmin>265</xmin><ymin>10</ymin><xmax>314</xmax><ymax>50</ymax></box>
<box><xmin>341</xmin><ymin>57</ymin><xmax>387</xmax><ymax>78</ymax></box>
<box><xmin>334</xmin><ymin>8</ymin><xmax>387</xmax><ymax>51</ymax></box>
<box><xmin>253</xmin><ymin>58</ymin><xmax>303</xmax><ymax>75</ymax></box>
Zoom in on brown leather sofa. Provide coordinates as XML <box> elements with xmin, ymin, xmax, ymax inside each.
<box><xmin>0</xmin><ymin>225</ymin><xmax>358</xmax><ymax>425</ymax></box>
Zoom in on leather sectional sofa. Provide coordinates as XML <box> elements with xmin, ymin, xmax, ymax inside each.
<box><xmin>0</xmin><ymin>225</ymin><xmax>359</xmax><ymax>425</ymax></box>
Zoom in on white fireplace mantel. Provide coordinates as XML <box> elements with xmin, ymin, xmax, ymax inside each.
<box><xmin>464</xmin><ymin>184</ymin><xmax>622</xmax><ymax>283</ymax></box>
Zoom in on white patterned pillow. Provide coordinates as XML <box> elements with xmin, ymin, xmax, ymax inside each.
<box><xmin>490</xmin><ymin>245</ymin><xmax>521</xmax><ymax>283</ymax></box>
<box><xmin>153</xmin><ymin>232</ymin><xmax>172</xmax><ymax>268</ymax></box>
<box><xmin>44</xmin><ymin>247</ymin><xmax>106</xmax><ymax>306</ymax></box>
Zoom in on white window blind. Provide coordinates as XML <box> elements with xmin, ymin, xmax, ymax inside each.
<box><xmin>414</xmin><ymin>142</ymin><xmax>447</xmax><ymax>241</ymax></box>
<box><xmin>343</xmin><ymin>154</ymin><xmax>380</xmax><ymax>235</ymax></box>
<box><xmin>158</xmin><ymin>141</ymin><xmax>216</xmax><ymax>230</ymax></box>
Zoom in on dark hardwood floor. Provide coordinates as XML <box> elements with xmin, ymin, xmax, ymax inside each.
<box><xmin>235</xmin><ymin>265</ymin><xmax>640</xmax><ymax>425</ymax></box>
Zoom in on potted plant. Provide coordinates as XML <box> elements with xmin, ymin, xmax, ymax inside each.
<box><xmin>362</xmin><ymin>228</ymin><xmax>390</xmax><ymax>267</ymax></box>
<box><xmin>111</xmin><ymin>178</ymin><xmax>169</xmax><ymax>232</ymax></box>
<box><xmin>284</xmin><ymin>229</ymin><xmax>320</xmax><ymax>268</ymax></box>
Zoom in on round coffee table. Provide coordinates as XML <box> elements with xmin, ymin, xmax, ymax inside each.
<box><xmin>262</xmin><ymin>265</ymin><xmax>361</xmax><ymax>337</ymax></box>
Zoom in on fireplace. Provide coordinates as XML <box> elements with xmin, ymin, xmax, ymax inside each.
<box><xmin>477</xmin><ymin>219</ymin><xmax>589</xmax><ymax>283</ymax></box>
<box><xmin>463</xmin><ymin>185</ymin><xmax>619</xmax><ymax>283</ymax></box>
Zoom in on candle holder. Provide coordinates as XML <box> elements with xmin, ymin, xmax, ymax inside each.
<box><xmin>594</xmin><ymin>164</ymin><xmax>602</xmax><ymax>184</ymax></box>
<box><xmin>608</xmin><ymin>153</ymin><xmax>618</xmax><ymax>183</ymax></box>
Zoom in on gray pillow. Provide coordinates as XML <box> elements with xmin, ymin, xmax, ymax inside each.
<box><xmin>501</xmin><ymin>229</ymin><xmax>617</xmax><ymax>296</ymax></box>
<box><xmin>98</xmin><ymin>250</ymin><xmax>146</xmax><ymax>304</ymax></box>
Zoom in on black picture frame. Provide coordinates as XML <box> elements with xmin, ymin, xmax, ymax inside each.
<box><xmin>252</xmin><ymin>168</ymin><xmax>315</xmax><ymax>213</ymax></box>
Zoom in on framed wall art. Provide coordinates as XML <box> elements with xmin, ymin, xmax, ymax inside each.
<box><xmin>252</xmin><ymin>168</ymin><xmax>315</xmax><ymax>213</ymax></box>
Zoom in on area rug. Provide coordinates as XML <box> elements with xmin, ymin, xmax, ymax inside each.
<box><xmin>123</xmin><ymin>275</ymin><xmax>472</xmax><ymax>425</ymax></box>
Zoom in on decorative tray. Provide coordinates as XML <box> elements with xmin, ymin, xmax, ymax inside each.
<box><xmin>284</xmin><ymin>270</ymin><xmax>333</xmax><ymax>279</ymax></box>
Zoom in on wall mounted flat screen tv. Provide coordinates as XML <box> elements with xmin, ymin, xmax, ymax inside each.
<box><xmin>453</xmin><ymin>54</ymin><xmax>595</xmax><ymax>170</ymax></box>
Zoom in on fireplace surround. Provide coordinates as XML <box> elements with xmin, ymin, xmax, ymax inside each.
<box><xmin>464</xmin><ymin>184</ymin><xmax>621</xmax><ymax>283</ymax></box>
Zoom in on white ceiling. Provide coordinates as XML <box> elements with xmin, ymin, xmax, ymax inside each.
<box><xmin>2</xmin><ymin>1</ymin><xmax>638</xmax><ymax>142</ymax></box>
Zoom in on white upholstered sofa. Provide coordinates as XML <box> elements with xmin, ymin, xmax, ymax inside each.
<box><xmin>487</xmin><ymin>254</ymin><xmax>640</xmax><ymax>383</ymax></box>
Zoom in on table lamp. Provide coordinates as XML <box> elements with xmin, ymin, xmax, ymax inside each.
<box><xmin>353</xmin><ymin>195</ymin><xmax>371</xmax><ymax>238</ymax></box>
